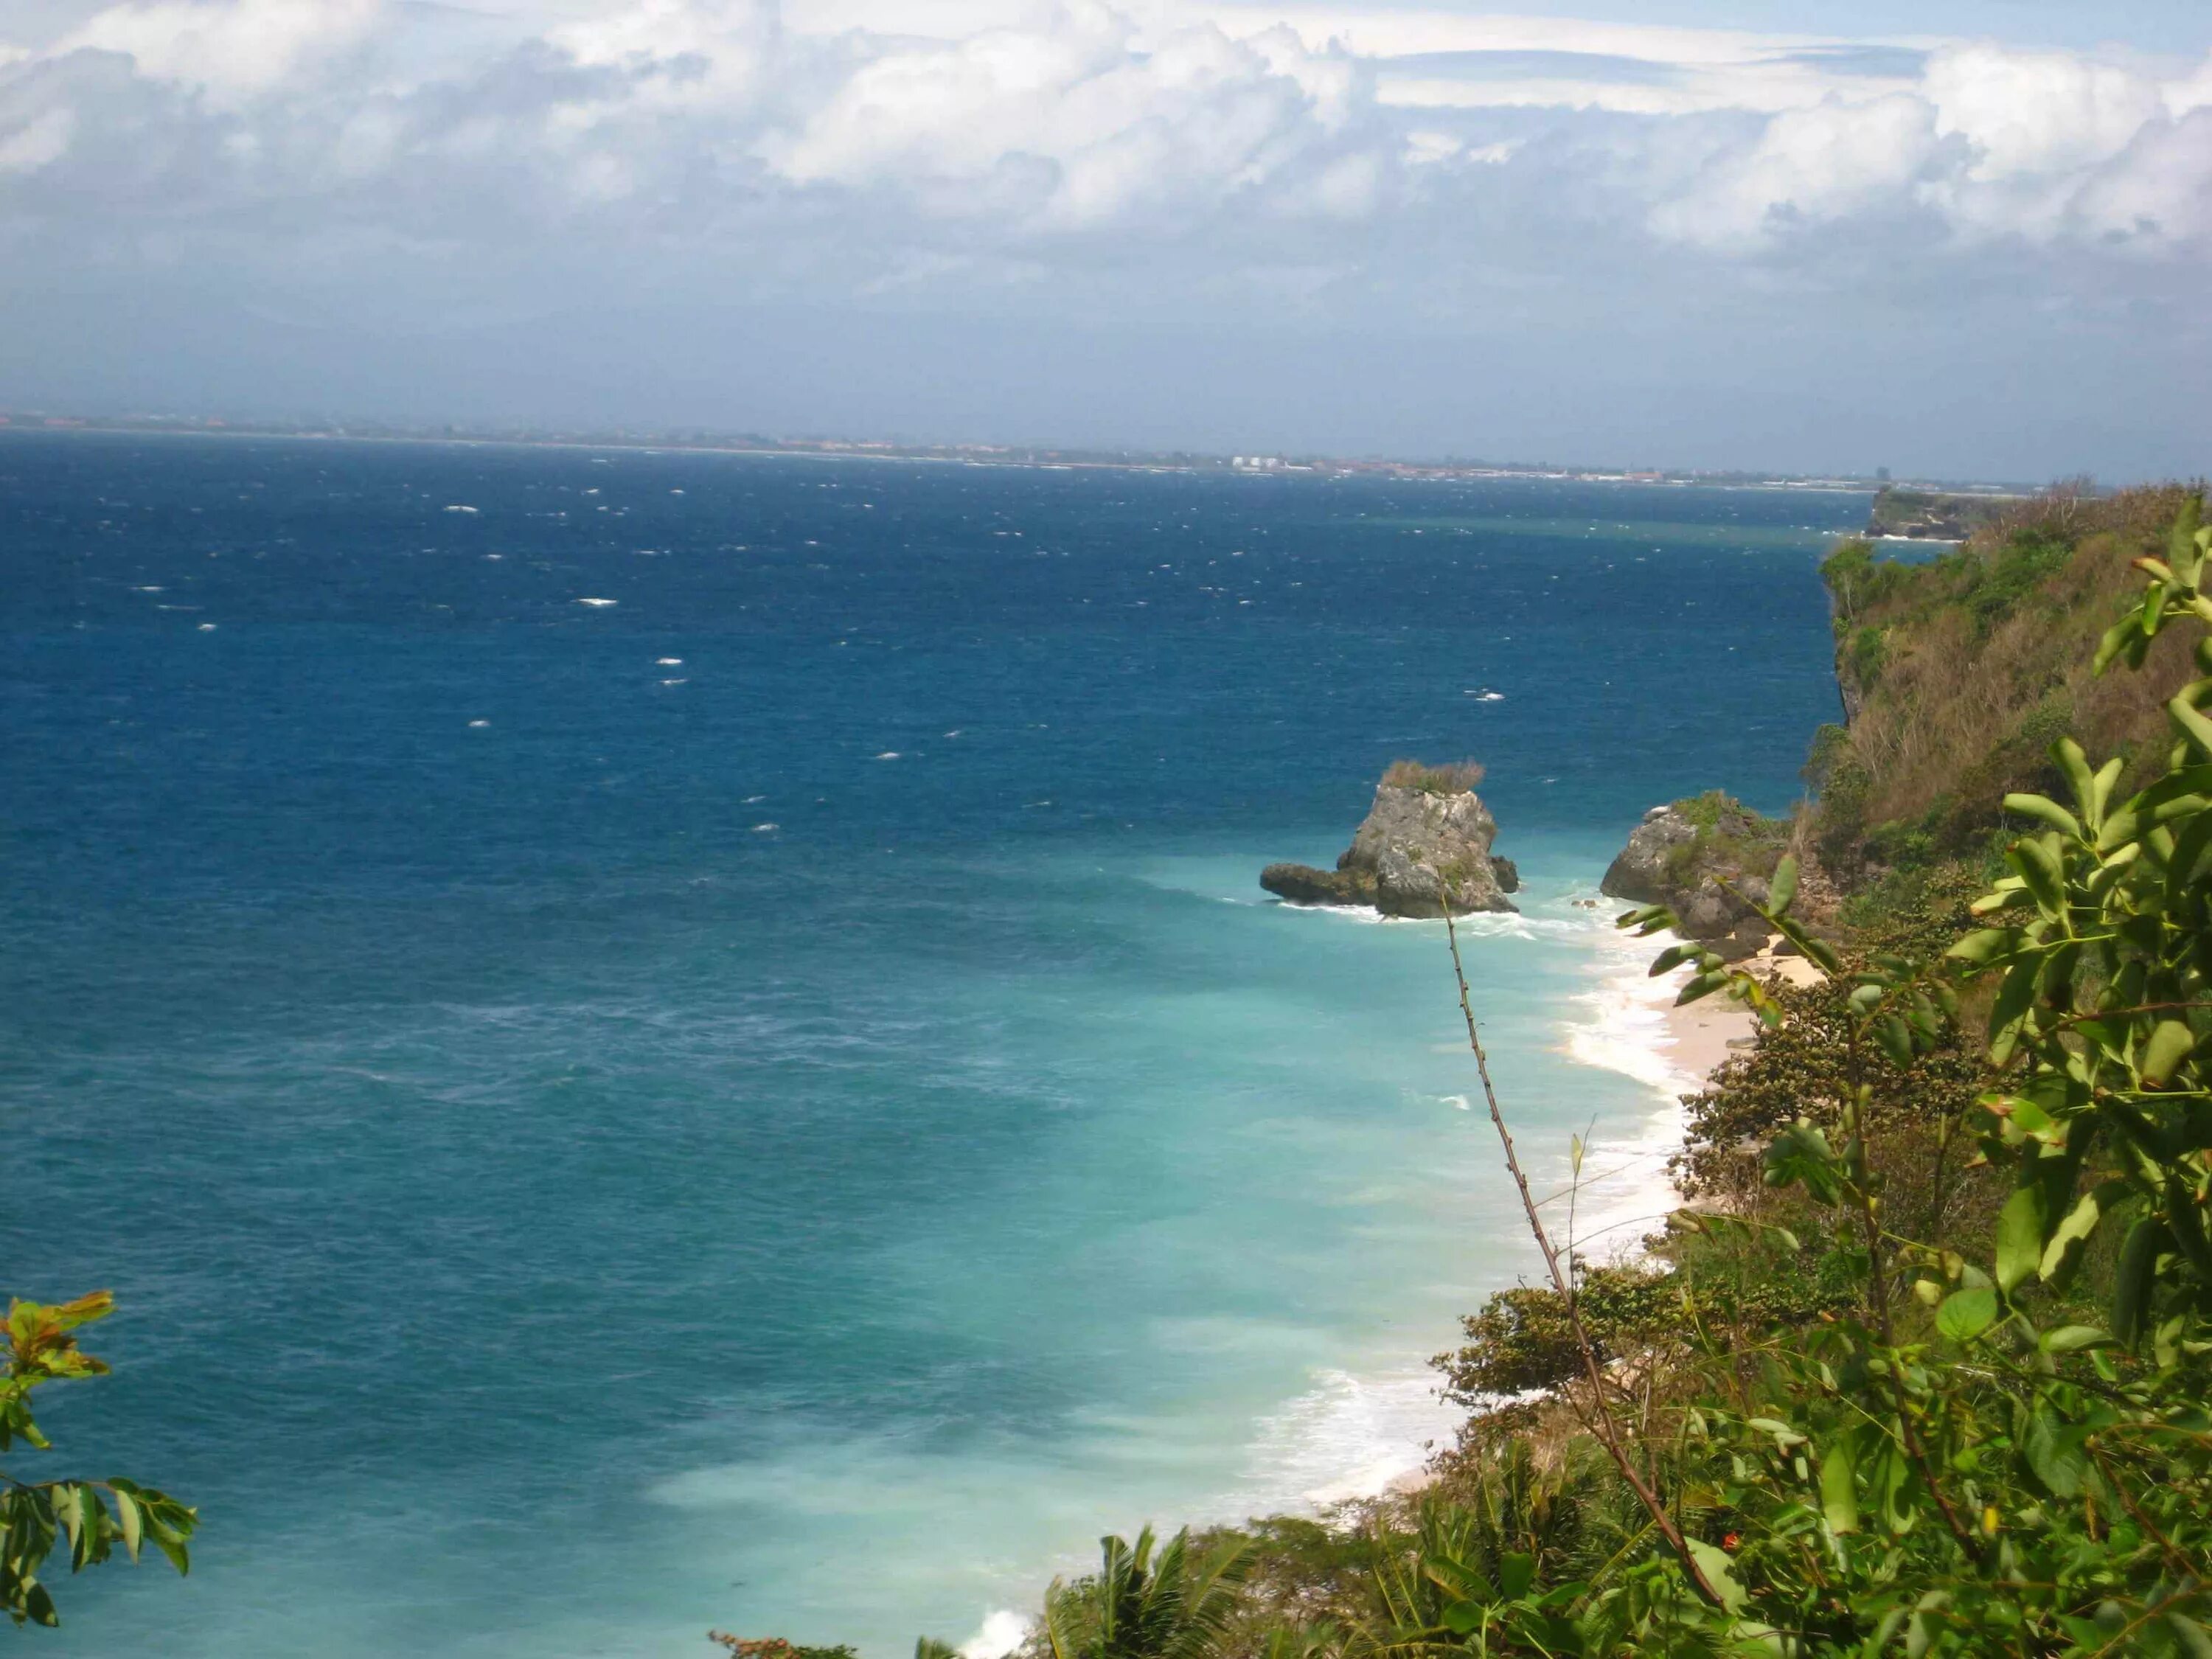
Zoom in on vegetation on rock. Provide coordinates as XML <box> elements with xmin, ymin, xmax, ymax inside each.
<box><xmin>1380</xmin><ymin>760</ymin><xmax>1489</xmax><ymax>796</ymax></box>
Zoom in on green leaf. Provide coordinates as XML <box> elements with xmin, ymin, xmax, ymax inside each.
<box><xmin>2037</xmin><ymin>1324</ymin><xmax>2112</xmax><ymax>1354</ymax></box>
<box><xmin>1683</xmin><ymin>1539</ymin><xmax>1746</xmax><ymax>1615</ymax></box>
<box><xmin>1767</xmin><ymin>855</ymin><xmax>1798</xmax><ymax>916</ymax></box>
<box><xmin>1995</xmin><ymin>1184</ymin><xmax>2048</xmax><ymax>1293</ymax></box>
<box><xmin>2024</xmin><ymin>1403</ymin><xmax>2087</xmax><ymax>1496</ymax></box>
<box><xmin>1820</xmin><ymin>1440</ymin><xmax>1860</xmax><ymax>1534</ymax></box>
<box><xmin>1874</xmin><ymin>1015</ymin><xmax>1914</xmax><ymax>1070</ymax></box>
<box><xmin>2172</xmin><ymin>692</ymin><xmax>2212</xmax><ymax>760</ymax></box>
<box><xmin>2008</xmin><ymin>835</ymin><xmax>2066</xmax><ymax>916</ymax></box>
<box><xmin>1677</xmin><ymin>970</ymin><xmax>1730</xmax><ymax>1005</ymax></box>
<box><xmin>2141</xmin><ymin>1018</ymin><xmax>2197</xmax><ymax>1086</ymax></box>
<box><xmin>2004</xmin><ymin>792</ymin><xmax>2083</xmax><ymax>840</ymax></box>
<box><xmin>111</xmin><ymin>1486</ymin><xmax>142</xmax><ymax>1563</ymax></box>
<box><xmin>2095</xmin><ymin>613</ymin><xmax>2143</xmax><ymax>675</ymax></box>
<box><xmin>1937</xmin><ymin>1286</ymin><xmax>1998</xmax><ymax>1342</ymax></box>
<box><xmin>2112</xmin><ymin>1216</ymin><xmax>2165</xmax><ymax>1349</ymax></box>
<box><xmin>1988</xmin><ymin>959</ymin><xmax>2040</xmax><ymax>1065</ymax></box>
<box><xmin>2053</xmin><ymin>735</ymin><xmax>2096</xmax><ymax>815</ymax></box>
<box><xmin>1947</xmin><ymin>928</ymin><xmax>2014</xmax><ymax>967</ymax></box>
<box><xmin>2039</xmin><ymin>1187</ymin><xmax>2104</xmax><ymax>1285</ymax></box>
<box><xmin>1497</xmin><ymin>1551</ymin><xmax>1535</xmax><ymax>1601</ymax></box>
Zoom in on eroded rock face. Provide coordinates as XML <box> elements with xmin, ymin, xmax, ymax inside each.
<box><xmin>1262</xmin><ymin>781</ymin><xmax>1517</xmax><ymax>917</ymax></box>
<box><xmin>1599</xmin><ymin>805</ymin><xmax>1699</xmax><ymax>904</ymax></box>
<box><xmin>1599</xmin><ymin>799</ymin><xmax>1790</xmax><ymax>941</ymax></box>
<box><xmin>1259</xmin><ymin>863</ymin><xmax>1376</xmax><ymax>907</ymax></box>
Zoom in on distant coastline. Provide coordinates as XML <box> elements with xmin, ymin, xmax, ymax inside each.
<box><xmin>0</xmin><ymin>413</ymin><xmax>2030</xmax><ymax>498</ymax></box>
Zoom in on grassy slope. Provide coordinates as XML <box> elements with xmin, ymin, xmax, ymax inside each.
<box><xmin>1809</xmin><ymin>484</ymin><xmax>2202</xmax><ymax>880</ymax></box>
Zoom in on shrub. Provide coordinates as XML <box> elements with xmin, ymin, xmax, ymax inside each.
<box><xmin>1381</xmin><ymin>759</ymin><xmax>1486</xmax><ymax>794</ymax></box>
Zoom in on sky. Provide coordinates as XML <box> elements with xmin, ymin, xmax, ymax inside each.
<box><xmin>1</xmin><ymin>0</ymin><xmax>2208</xmax><ymax>478</ymax></box>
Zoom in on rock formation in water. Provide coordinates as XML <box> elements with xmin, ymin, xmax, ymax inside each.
<box><xmin>1262</xmin><ymin>763</ymin><xmax>1518</xmax><ymax>918</ymax></box>
<box><xmin>1600</xmin><ymin>794</ymin><xmax>1836</xmax><ymax>958</ymax></box>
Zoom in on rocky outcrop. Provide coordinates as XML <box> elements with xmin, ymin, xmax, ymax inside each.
<box><xmin>1262</xmin><ymin>773</ymin><xmax>1517</xmax><ymax>918</ymax></box>
<box><xmin>1600</xmin><ymin>797</ymin><xmax>1788</xmax><ymax>947</ymax></box>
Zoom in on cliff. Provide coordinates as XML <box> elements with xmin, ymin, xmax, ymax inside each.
<box><xmin>1601</xmin><ymin>484</ymin><xmax>2206</xmax><ymax>925</ymax></box>
<box><xmin>1864</xmin><ymin>484</ymin><xmax>2017</xmax><ymax>542</ymax></box>
<box><xmin>1813</xmin><ymin>484</ymin><xmax>2202</xmax><ymax>877</ymax></box>
<box><xmin>1262</xmin><ymin>761</ymin><xmax>1518</xmax><ymax>918</ymax></box>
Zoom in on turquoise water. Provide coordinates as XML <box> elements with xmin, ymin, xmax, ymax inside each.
<box><xmin>0</xmin><ymin>436</ymin><xmax>1861</xmax><ymax>1654</ymax></box>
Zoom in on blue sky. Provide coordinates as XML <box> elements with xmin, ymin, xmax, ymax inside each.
<box><xmin>2</xmin><ymin>0</ymin><xmax>2208</xmax><ymax>478</ymax></box>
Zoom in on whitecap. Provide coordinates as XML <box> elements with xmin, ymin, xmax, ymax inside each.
<box><xmin>576</xmin><ymin>597</ymin><xmax>618</xmax><ymax>607</ymax></box>
<box><xmin>657</xmin><ymin>657</ymin><xmax>683</xmax><ymax>666</ymax></box>
<box><xmin>197</xmin><ymin>622</ymin><xmax>218</xmax><ymax>631</ymax></box>
<box><xmin>660</xmin><ymin>678</ymin><xmax>687</xmax><ymax>686</ymax></box>
<box><xmin>962</xmin><ymin>1613</ymin><xmax>1029</xmax><ymax>1659</ymax></box>
<box><xmin>874</xmin><ymin>751</ymin><xmax>901</xmax><ymax>760</ymax></box>
<box><xmin>742</xmin><ymin>795</ymin><xmax>766</xmax><ymax>804</ymax></box>
<box><xmin>751</xmin><ymin>822</ymin><xmax>779</xmax><ymax>832</ymax></box>
<box><xmin>467</xmin><ymin>719</ymin><xmax>490</xmax><ymax>728</ymax></box>
<box><xmin>443</xmin><ymin>504</ymin><xmax>479</xmax><ymax>514</ymax></box>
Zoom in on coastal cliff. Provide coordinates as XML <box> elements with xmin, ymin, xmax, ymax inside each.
<box><xmin>1262</xmin><ymin>761</ymin><xmax>1518</xmax><ymax>918</ymax></box>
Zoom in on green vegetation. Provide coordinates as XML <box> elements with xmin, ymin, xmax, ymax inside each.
<box><xmin>724</xmin><ymin>498</ymin><xmax>2212</xmax><ymax>1659</ymax></box>
<box><xmin>1661</xmin><ymin>791</ymin><xmax>1792</xmax><ymax>886</ymax></box>
<box><xmin>1864</xmin><ymin>487</ymin><xmax>2017</xmax><ymax>543</ymax></box>
<box><xmin>3</xmin><ymin>1291</ymin><xmax>196</xmax><ymax>1626</ymax></box>
<box><xmin>1382</xmin><ymin>759</ymin><xmax>1488</xmax><ymax>796</ymax></box>
<box><xmin>1812</xmin><ymin>485</ymin><xmax>2202</xmax><ymax>874</ymax></box>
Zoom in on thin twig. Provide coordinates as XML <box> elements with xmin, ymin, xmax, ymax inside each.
<box><xmin>1441</xmin><ymin>902</ymin><xmax>1727</xmax><ymax>1607</ymax></box>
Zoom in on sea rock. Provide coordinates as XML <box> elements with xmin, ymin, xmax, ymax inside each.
<box><xmin>1262</xmin><ymin>773</ymin><xmax>1517</xmax><ymax>917</ymax></box>
<box><xmin>1599</xmin><ymin>797</ymin><xmax>1788</xmax><ymax>941</ymax></box>
<box><xmin>1599</xmin><ymin>804</ymin><xmax>1699</xmax><ymax>904</ymax></box>
<box><xmin>1258</xmin><ymin>863</ymin><xmax>1376</xmax><ymax>907</ymax></box>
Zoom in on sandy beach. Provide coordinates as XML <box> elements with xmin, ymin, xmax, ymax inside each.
<box><xmin>1661</xmin><ymin>943</ymin><xmax>1826</xmax><ymax>1085</ymax></box>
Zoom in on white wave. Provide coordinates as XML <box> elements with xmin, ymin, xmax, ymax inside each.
<box><xmin>752</xmin><ymin>822</ymin><xmax>779</xmax><ymax>832</ymax></box>
<box><xmin>1239</xmin><ymin>1365</ymin><xmax>1456</xmax><ymax>1508</ymax></box>
<box><xmin>1545</xmin><ymin>897</ymin><xmax>1718</xmax><ymax>1259</ymax></box>
<box><xmin>657</xmin><ymin>656</ymin><xmax>683</xmax><ymax>665</ymax></box>
<box><xmin>576</xmin><ymin>597</ymin><xmax>618</xmax><ymax>607</ymax></box>
<box><xmin>467</xmin><ymin>719</ymin><xmax>490</xmax><ymax>728</ymax></box>
<box><xmin>197</xmin><ymin>622</ymin><xmax>218</xmax><ymax>630</ymax></box>
<box><xmin>961</xmin><ymin>1610</ymin><xmax>1030</xmax><ymax>1658</ymax></box>
<box><xmin>660</xmin><ymin>678</ymin><xmax>687</xmax><ymax>686</ymax></box>
<box><xmin>443</xmin><ymin>504</ymin><xmax>479</xmax><ymax>514</ymax></box>
<box><xmin>876</xmin><ymin>751</ymin><xmax>902</xmax><ymax>760</ymax></box>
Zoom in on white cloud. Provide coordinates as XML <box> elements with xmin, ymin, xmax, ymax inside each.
<box><xmin>1650</xmin><ymin>91</ymin><xmax>1944</xmax><ymax>250</ymax></box>
<box><xmin>54</xmin><ymin>0</ymin><xmax>383</xmax><ymax>101</ymax></box>
<box><xmin>0</xmin><ymin>0</ymin><xmax>2208</xmax><ymax>301</ymax></box>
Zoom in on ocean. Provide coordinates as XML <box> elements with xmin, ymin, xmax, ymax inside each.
<box><xmin>0</xmin><ymin>434</ymin><xmax>1860</xmax><ymax>1655</ymax></box>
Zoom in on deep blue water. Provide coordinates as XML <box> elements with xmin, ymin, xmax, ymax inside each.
<box><xmin>1</xmin><ymin>434</ymin><xmax>1861</xmax><ymax>1655</ymax></box>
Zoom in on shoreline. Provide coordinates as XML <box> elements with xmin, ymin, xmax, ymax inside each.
<box><xmin>1660</xmin><ymin>942</ymin><xmax>1826</xmax><ymax>1081</ymax></box>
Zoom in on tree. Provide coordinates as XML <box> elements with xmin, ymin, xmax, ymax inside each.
<box><xmin>1043</xmin><ymin>1527</ymin><xmax>1250</xmax><ymax>1659</ymax></box>
<box><xmin>2</xmin><ymin>1291</ymin><xmax>196</xmax><ymax>1627</ymax></box>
